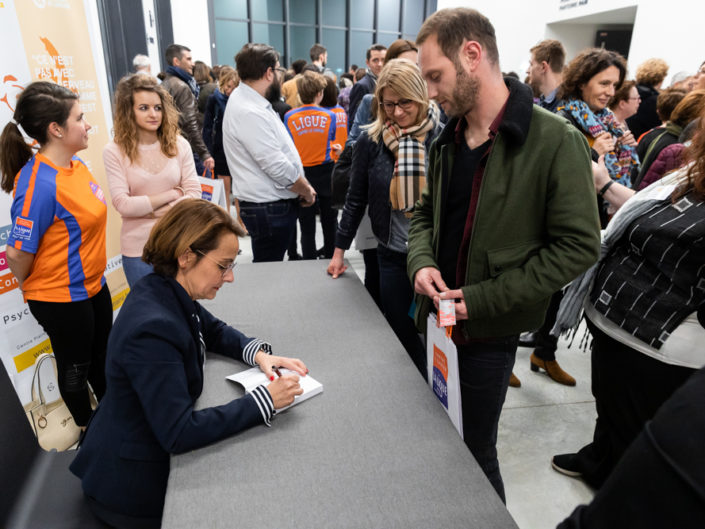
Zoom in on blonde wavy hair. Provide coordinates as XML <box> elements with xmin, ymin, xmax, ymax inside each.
<box><xmin>112</xmin><ymin>74</ymin><xmax>180</xmax><ymax>162</ymax></box>
<box><xmin>365</xmin><ymin>59</ymin><xmax>430</xmax><ymax>142</ymax></box>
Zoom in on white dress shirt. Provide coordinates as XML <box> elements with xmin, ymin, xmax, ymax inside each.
<box><xmin>223</xmin><ymin>82</ymin><xmax>303</xmax><ymax>202</ymax></box>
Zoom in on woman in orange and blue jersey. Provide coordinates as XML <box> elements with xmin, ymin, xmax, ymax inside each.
<box><xmin>1</xmin><ymin>82</ymin><xmax>111</xmax><ymax>428</ymax></box>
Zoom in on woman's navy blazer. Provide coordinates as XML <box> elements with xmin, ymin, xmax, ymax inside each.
<box><xmin>70</xmin><ymin>273</ymin><xmax>273</xmax><ymax>518</ymax></box>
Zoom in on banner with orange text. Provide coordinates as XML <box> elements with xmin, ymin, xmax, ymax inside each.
<box><xmin>0</xmin><ymin>0</ymin><xmax>128</xmax><ymax>404</ymax></box>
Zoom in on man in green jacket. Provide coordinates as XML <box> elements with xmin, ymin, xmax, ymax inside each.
<box><xmin>410</xmin><ymin>8</ymin><xmax>600</xmax><ymax>502</ymax></box>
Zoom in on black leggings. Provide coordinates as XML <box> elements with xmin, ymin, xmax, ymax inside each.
<box><xmin>28</xmin><ymin>283</ymin><xmax>112</xmax><ymax>426</ymax></box>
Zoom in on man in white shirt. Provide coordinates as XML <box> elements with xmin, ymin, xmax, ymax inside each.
<box><xmin>223</xmin><ymin>43</ymin><xmax>316</xmax><ymax>262</ymax></box>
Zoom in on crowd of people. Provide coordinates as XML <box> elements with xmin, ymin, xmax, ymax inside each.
<box><xmin>1</xmin><ymin>5</ymin><xmax>704</xmax><ymax>528</ymax></box>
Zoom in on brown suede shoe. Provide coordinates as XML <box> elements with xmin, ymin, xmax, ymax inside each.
<box><xmin>508</xmin><ymin>372</ymin><xmax>521</xmax><ymax>388</ymax></box>
<box><xmin>530</xmin><ymin>352</ymin><xmax>576</xmax><ymax>386</ymax></box>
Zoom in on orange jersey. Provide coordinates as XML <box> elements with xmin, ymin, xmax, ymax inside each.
<box><xmin>8</xmin><ymin>153</ymin><xmax>107</xmax><ymax>302</ymax></box>
<box><xmin>329</xmin><ymin>105</ymin><xmax>348</xmax><ymax>162</ymax></box>
<box><xmin>284</xmin><ymin>105</ymin><xmax>337</xmax><ymax>167</ymax></box>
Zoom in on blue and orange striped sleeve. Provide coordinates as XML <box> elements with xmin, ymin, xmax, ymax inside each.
<box><xmin>8</xmin><ymin>160</ymin><xmax>57</xmax><ymax>254</ymax></box>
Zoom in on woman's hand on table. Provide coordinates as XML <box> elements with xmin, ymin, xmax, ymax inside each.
<box><xmin>327</xmin><ymin>248</ymin><xmax>348</xmax><ymax>278</ymax></box>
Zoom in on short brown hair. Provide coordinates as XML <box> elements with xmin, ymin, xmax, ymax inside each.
<box><xmin>310</xmin><ymin>43</ymin><xmax>326</xmax><ymax>63</ymax></box>
<box><xmin>635</xmin><ymin>58</ymin><xmax>669</xmax><ymax>87</ymax></box>
<box><xmin>366</xmin><ymin>44</ymin><xmax>387</xmax><ymax>61</ymax></box>
<box><xmin>559</xmin><ymin>48</ymin><xmax>627</xmax><ymax>101</ymax></box>
<box><xmin>416</xmin><ymin>7</ymin><xmax>499</xmax><ymax>66</ymax></box>
<box><xmin>143</xmin><ymin>199</ymin><xmax>246</xmax><ymax>277</ymax></box>
<box><xmin>385</xmin><ymin>39</ymin><xmax>418</xmax><ymax>62</ymax></box>
<box><xmin>670</xmin><ymin>89</ymin><xmax>705</xmax><ymax>128</ymax></box>
<box><xmin>296</xmin><ymin>71</ymin><xmax>327</xmax><ymax>104</ymax></box>
<box><xmin>656</xmin><ymin>88</ymin><xmax>687</xmax><ymax>122</ymax></box>
<box><xmin>609</xmin><ymin>80</ymin><xmax>637</xmax><ymax>109</ymax></box>
<box><xmin>530</xmin><ymin>39</ymin><xmax>565</xmax><ymax>73</ymax></box>
<box><xmin>235</xmin><ymin>43</ymin><xmax>279</xmax><ymax>82</ymax></box>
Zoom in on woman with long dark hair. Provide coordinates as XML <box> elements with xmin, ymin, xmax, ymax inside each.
<box><xmin>1</xmin><ymin>81</ymin><xmax>111</xmax><ymax>428</ymax></box>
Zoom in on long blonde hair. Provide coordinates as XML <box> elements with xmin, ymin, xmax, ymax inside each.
<box><xmin>365</xmin><ymin>59</ymin><xmax>430</xmax><ymax>142</ymax></box>
<box><xmin>112</xmin><ymin>74</ymin><xmax>180</xmax><ymax>162</ymax></box>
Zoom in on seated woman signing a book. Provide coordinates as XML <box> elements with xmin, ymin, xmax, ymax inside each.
<box><xmin>70</xmin><ymin>198</ymin><xmax>307</xmax><ymax>529</ymax></box>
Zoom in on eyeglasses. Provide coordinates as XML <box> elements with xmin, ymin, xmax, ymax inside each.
<box><xmin>380</xmin><ymin>99</ymin><xmax>415</xmax><ymax>113</ymax></box>
<box><xmin>195</xmin><ymin>250</ymin><xmax>236</xmax><ymax>277</ymax></box>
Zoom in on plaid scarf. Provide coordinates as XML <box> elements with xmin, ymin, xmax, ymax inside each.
<box><xmin>559</xmin><ymin>98</ymin><xmax>640</xmax><ymax>187</ymax></box>
<box><xmin>382</xmin><ymin>103</ymin><xmax>439</xmax><ymax>212</ymax></box>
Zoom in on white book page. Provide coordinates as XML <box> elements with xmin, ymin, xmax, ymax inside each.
<box><xmin>226</xmin><ymin>367</ymin><xmax>323</xmax><ymax>411</ymax></box>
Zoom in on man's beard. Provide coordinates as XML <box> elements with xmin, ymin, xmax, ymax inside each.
<box><xmin>265</xmin><ymin>76</ymin><xmax>282</xmax><ymax>103</ymax></box>
<box><xmin>445</xmin><ymin>66</ymin><xmax>480</xmax><ymax>118</ymax></box>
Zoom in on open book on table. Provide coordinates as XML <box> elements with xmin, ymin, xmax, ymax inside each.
<box><xmin>226</xmin><ymin>367</ymin><xmax>323</xmax><ymax>412</ymax></box>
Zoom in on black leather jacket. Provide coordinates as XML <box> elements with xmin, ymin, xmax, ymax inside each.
<box><xmin>334</xmin><ymin>126</ymin><xmax>441</xmax><ymax>250</ymax></box>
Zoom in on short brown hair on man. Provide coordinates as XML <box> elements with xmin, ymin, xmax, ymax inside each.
<box><xmin>309</xmin><ymin>43</ymin><xmax>326</xmax><ymax>63</ymax></box>
<box><xmin>416</xmin><ymin>7</ymin><xmax>499</xmax><ymax>66</ymax></box>
<box><xmin>143</xmin><ymin>198</ymin><xmax>246</xmax><ymax>277</ymax></box>
<box><xmin>656</xmin><ymin>87</ymin><xmax>687</xmax><ymax>122</ymax></box>
<box><xmin>636</xmin><ymin>58</ymin><xmax>669</xmax><ymax>87</ymax></box>
<box><xmin>235</xmin><ymin>43</ymin><xmax>279</xmax><ymax>82</ymax></box>
<box><xmin>296</xmin><ymin>71</ymin><xmax>327</xmax><ymax>104</ymax></box>
<box><xmin>530</xmin><ymin>39</ymin><xmax>566</xmax><ymax>73</ymax></box>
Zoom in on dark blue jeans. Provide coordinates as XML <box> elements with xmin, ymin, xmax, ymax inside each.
<box><xmin>239</xmin><ymin>199</ymin><xmax>298</xmax><ymax>263</ymax></box>
<box><xmin>376</xmin><ymin>245</ymin><xmax>426</xmax><ymax>378</ymax></box>
<box><xmin>456</xmin><ymin>336</ymin><xmax>518</xmax><ymax>503</ymax></box>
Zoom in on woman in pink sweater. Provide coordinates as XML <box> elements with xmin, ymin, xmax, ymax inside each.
<box><xmin>105</xmin><ymin>74</ymin><xmax>201</xmax><ymax>286</ymax></box>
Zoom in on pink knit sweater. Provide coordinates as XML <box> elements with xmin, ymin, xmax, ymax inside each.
<box><xmin>104</xmin><ymin>135</ymin><xmax>202</xmax><ymax>256</ymax></box>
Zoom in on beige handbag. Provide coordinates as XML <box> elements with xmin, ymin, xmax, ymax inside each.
<box><xmin>23</xmin><ymin>353</ymin><xmax>81</xmax><ymax>451</ymax></box>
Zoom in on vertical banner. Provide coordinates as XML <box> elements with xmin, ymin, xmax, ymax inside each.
<box><xmin>0</xmin><ymin>0</ymin><xmax>127</xmax><ymax>403</ymax></box>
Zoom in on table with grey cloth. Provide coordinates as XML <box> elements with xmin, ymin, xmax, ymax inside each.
<box><xmin>162</xmin><ymin>260</ymin><xmax>518</xmax><ymax>529</ymax></box>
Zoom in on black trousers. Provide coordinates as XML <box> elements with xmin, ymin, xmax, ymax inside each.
<box><xmin>573</xmin><ymin>318</ymin><xmax>695</xmax><ymax>489</ymax></box>
<box><xmin>28</xmin><ymin>283</ymin><xmax>112</xmax><ymax>426</ymax></box>
<box><xmin>457</xmin><ymin>335</ymin><xmax>518</xmax><ymax>503</ymax></box>
<box><xmin>559</xmin><ymin>366</ymin><xmax>705</xmax><ymax>528</ymax></box>
<box><xmin>299</xmin><ymin>163</ymin><xmax>338</xmax><ymax>259</ymax></box>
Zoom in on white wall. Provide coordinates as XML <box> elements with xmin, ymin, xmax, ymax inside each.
<box><xmin>170</xmin><ymin>0</ymin><xmax>212</xmax><ymax>64</ymax></box>
<box><xmin>437</xmin><ymin>0</ymin><xmax>705</xmax><ymax>84</ymax></box>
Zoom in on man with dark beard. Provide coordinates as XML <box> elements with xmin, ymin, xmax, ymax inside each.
<box><xmin>223</xmin><ymin>43</ymin><xmax>316</xmax><ymax>262</ymax></box>
<box><xmin>407</xmin><ymin>8</ymin><xmax>600</xmax><ymax>502</ymax></box>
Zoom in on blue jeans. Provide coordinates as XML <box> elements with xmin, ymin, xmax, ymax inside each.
<box><xmin>239</xmin><ymin>199</ymin><xmax>298</xmax><ymax>262</ymax></box>
<box><xmin>122</xmin><ymin>256</ymin><xmax>154</xmax><ymax>288</ymax></box>
<box><xmin>457</xmin><ymin>336</ymin><xmax>518</xmax><ymax>503</ymax></box>
<box><xmin>376</xmin><ymin>245</ymin><xmax>426</xmax><ymax>378</ymax></box>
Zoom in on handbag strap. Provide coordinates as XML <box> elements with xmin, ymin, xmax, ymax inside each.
<box><xmin>30</xmin><ymin>353</ymin><xmax>56</xmax><ymax>406</ymax></box>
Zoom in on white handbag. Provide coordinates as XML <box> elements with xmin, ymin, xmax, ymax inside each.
<box><xmin>23</xmin><ymin>353</ymin><xmax>82</xmax><ymax>451</ymax></box>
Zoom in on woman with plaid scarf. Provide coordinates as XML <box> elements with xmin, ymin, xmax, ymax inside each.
<box><xmin>327</xmin><ymin>59</ymin><xmax>442</xmax><ymax>377</ymax></box>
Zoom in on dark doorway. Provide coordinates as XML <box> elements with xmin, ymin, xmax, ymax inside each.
<box><xmin>96</xmin><ymin>0</ymin><xmax>149</xmax><ymax>96</ymax></box>
<box><xmin>595</xmin><ymin>28</ymin><xmax>633</xmax><ymax>59</ymax></box>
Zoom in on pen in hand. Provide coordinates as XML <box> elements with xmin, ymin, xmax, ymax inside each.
<box><xmin>273</xmin><ymin>366</ymin><xmax>283</xmax><ymax>378</ymax></box>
